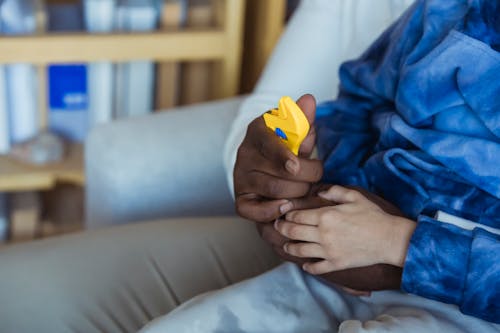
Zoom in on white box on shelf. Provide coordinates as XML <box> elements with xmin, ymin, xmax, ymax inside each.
<box><xmin>84</xmin><ymin>0</ymin><xmax>117</xmax><ymax>125</ymax></box>
<box><xmin>115</xmin><ymin>0</ymin><xmax>159</xmax><ymax>119</ymax></box>
<box><xmin>1</xmin><ymin>0</ymin><xmax>40</xmax><ymax>144</ymax></box>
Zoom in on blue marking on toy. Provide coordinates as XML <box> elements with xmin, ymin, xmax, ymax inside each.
<box><xmin>275</xmin><ymin>128</ymin><xmax>288</xmax><ymax>141</ymax></box>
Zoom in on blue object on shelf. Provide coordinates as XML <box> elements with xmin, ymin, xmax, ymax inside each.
<box><xmin>48</xmin><ymin>64</ymin><xmax>89</xmax><ymax>142</ymax></box>
<box><xmin>49</xmin><ymin>65</ymin><xmax>88</xmax><ymax>111</ymax></box>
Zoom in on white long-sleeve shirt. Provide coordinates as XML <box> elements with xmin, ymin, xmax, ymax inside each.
<box><xmin>223</xmin><ymin>0</ymin><xmax>414</xmax><ymax>194</ymax></box>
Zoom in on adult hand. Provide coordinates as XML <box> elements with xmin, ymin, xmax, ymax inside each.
<box><xmin>234</xmin><ymin>94</ymin><xmax>323</xmax><ymax>223</ymax></box>
<box><xmin>321</xmin><ymin>264</ymin><xmax>403</xmax><ymax>291</ymax></box>
<box><xmin>233</xmin><ymin>94</ymin><xmax>405</xmax><ymax>292</ymax></box>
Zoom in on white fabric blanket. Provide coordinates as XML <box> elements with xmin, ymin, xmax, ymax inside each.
<box><xmin>140</xmin><ymin>263</ymin><xmax>500</xmax><ymax>332</ymax></box>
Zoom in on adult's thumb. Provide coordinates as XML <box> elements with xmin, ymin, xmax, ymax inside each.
<box><xmin>296</xmin><ymin>94</ymin><xmax>316</xmax><ymax>125</ymax></box>
<box><xmin>296</xmin><ymin>94</ymin><xmax>317</xmax><ymax>157</ymax></box>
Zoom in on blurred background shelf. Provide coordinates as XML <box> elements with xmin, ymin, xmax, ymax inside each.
<box><xmin>0</xmin><ymin>0</ymin><xmax>288</xmax><ymax>242</ymax></box>
<box><xmin>0</xmin><ymin>144</ymin><xmax>84</xmax><ymax>192</ymax></box>
<box><xmin>0</xmin><ymin>30</ymin><xmax>232</xmax><ymax>64</ymax></box>
<box><xmin>0</xmin><ymin>0</ymin><xmax>247</xmax><ymax>194</ymax></box>
<box><xmin>0</xmin><ymin>0</ymin><xmax>287</xmax><ymax>194</ymax></box>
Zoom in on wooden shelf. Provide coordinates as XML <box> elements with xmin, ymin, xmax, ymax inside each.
<box><xmin>0</xmin><ymin>144</ymin><xmax>84</xmax><ymax>192</ymax></box>
<box><xmin>0</xmin><ymin>30</ymin><xmax>229</xmax><ymax>65</ymax></box>
<box><xmin>241</xmin><ymin>0</ymin><xmax>286</xmax><ymax>92</ymax></box>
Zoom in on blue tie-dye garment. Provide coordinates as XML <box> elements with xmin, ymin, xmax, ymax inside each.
<box><xmin>315</xmin><ymin>0</ymin><xmax>500</xmax><ymax>324</ymax></box>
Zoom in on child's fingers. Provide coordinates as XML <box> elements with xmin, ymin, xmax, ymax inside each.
<box><xmin>285</xmin><ymin>207</ymin><xmax>329</xmax><ymax>226</ymax></box>
<box><xmin>319</xmin><ymin>185</ymin><xmax>367</xmax><ymax>204</ymax></box>
<box><xmin>289</xmin><ymin>195</ymin><xmax>332</xmax><ymax>212</ymax></box>
<box><xmin>274</xmin><ymin>220</ymin><xmax>320</xmax><ymax>242</ymax></box>
<box><xmin>283</xmin><ymin>242</ymin><xmax>325</xmax><ymax>259</ymax></box>
<box><xmin>272</xmin><ymin>244</ymin><xmax>309</xmax><ymax>266</ymax></box>
<box><xmin>303</xmin><ymin>260</ymin><xmax>336</xmax><ymax>275</ymax></box>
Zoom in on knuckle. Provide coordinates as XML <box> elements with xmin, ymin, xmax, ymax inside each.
<box><xmin>278</xmin><ymin>222</ymin><xmax>288</xmax><ymax>235</ymax></box>
<box><xmin>245</xmin><ymin>172</ymin><xmax>260</xmax><ymax>190</ymax></box>
<box><xmin>279</xmin><ymin>223</ymin><xmax>290</xmax><ymax>235</ymax></box>
<box><xmin>288</xmin><ymin>225</ymin><xmax>302</xmax><ymax>239</ymax></box>
<box><xmin>319</xmin><ymin>232</ymin><xmax>329</xmax><ymax>245</ymax></box>
<box><xmin>255</xmin><ymin>208</ymin><xmax>276</xmax><ymax>223</ymax></box>
<box><xmin>255</xmin><ymin>138</ymin><xmax>266</xmax><ymax>158</ymax></box>
<box><xmin>346</xmin><ymin>189</ymin><xmax>362</xmax><ymax>201</ymax></box>
<box><xmin>236</xmin><ymin>144</ymin><xmax>249</xmax><ymax>161</ymax></box>
<box><xmin>286</xmin><ymin>243</ymin><xmax>296</xmax><ymax>255</ymax></box>
<box><xmin>265</xmin><ymin>204</ymin><xmax>283</xmax><ymax>223</ymax></box>
<box><xmin>235</xmin><ymin>203</ymin><xmax>249</xmax><ymax>219</ymax></box>
<box><xmin>236</xmin><ymin>200</ymin><xmax>277</xmax><ymax>223</ymax></box>
<box><xmin>318</xmin><ymin>210</ymin><xmax>331</xmax><ymax>225</ymax></box>
<box><xmin>265</xmin><ymin>179</ymin><xmax>284</xmax><ymax>198</ymax></box>
<box><xmin>261</xmin><ymin>208</ymin><xmax>278</xmax><ymax>222</ymax></box>
<box><xmin>297</xmin><ymin>245</ymin><xmax>308</xmax><ymax>257</ymax></box>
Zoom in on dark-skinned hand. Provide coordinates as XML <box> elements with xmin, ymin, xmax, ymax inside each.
<box><xmin>234</xmin><ymin>94</ymin><xmax>323</xmax><ymax>222</ymax></box>
<box><xmin>234</xmin><ymin>94</ymin><xmax>403</xmax><ymax>292</ymax></box>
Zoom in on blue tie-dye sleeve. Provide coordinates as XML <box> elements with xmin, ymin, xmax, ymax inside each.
<box><xmin>316</xmin><ymin>0</ymin><xmax>500</xmax><ymax>323</ymax></box>
<box><xmin>402</xmin><ymin>216</ymin><xmax>500</xmax><ymax>323</ymax></box>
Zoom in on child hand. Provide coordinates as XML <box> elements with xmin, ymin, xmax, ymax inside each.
<box><xmin>275</xmin><ymin>185</ymin><xmax>416</xmax><ymax>275</ymax></box>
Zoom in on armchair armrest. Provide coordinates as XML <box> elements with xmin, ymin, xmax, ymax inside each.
<box><xmin>85</xmin><ymin>97</ymin><xmax>245</xmax><ymax>228</ymax></box>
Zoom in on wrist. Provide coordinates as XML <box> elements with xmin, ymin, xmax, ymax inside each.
<box><xmin>386</xmin><ymin>216</ymin><xmax>416</xmax><ymax>267</ymax></box>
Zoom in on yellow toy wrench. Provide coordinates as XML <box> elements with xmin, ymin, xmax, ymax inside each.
<box><xmin>263</xmin><ymin>96</ymin><xmax>310</xmax><ymax>155</ymax></box>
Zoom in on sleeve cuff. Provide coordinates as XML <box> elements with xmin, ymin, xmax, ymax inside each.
<box><xmin>461</xmin><ymin>228</ymin><xmax>500</xmax><ymax>322</ymax></box>
<box><xmin>401</xmin><ymin>215</ymin><xmax>472</xmax><ymax>305</ymax></box>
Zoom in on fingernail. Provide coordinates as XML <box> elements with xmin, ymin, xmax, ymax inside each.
<box><xmin>302</xmin><ymin>263</ymin><xmax>309</xmax><ymax>271</ymax></box>
<box><xmin>283</xmin><ymin>243</ymin><xmax>288</xmax><ymax>252</ymax></box>
<box><xmin>318</xmin><ymin>191</ymin><xmax>328</xmax><ymax>198</ymax></box>
<box><xmin>274</xmin><ymin>219</ymin><xmax>280</xmax><ymax>230</ymax></box>
<box><xmin>279</xmin><ymin>201</ymin><xmax>293</xmax><ymax>215</ymax></box>
<box><xmin>285</xmin><ymin>159</ymin><xmax>299</xmax><ymax>175</ymax></box>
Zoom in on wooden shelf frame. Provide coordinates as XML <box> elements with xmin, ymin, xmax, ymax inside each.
<box><xmin>0</xmin><ymin>30</ymin><xmax>229</xmax><ymax>64</ymax></box>
<box><xmin>241</xmin><ymin>0</ymin><xmax>286</xmax><ymax>93</ymax></box>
